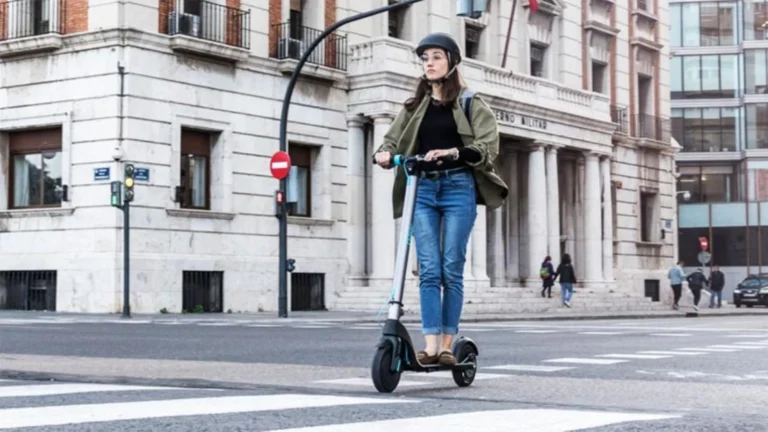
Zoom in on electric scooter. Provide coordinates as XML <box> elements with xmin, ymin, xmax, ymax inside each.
<box><xmin>370</xmin><ymin>153</ymin><xmax>479</xmax><ymax>393</ymax></box>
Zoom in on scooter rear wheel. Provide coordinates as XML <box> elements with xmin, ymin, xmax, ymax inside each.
<box><xmin>371</xmin><ymin>343</ymin><xmax>401</xmax><ymax>393</ymax></box>
<box><xmin>452</xmin><ymin>340</ymin><xmax>478</xmax><ymax>387</ymax></box>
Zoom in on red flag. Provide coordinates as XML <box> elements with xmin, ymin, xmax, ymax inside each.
<box><xmin>529</xmin><ymin>0</ymin><xmax>539</xmax><ymax>13</ymax></box>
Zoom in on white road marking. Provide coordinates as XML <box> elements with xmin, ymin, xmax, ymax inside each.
<box><xmin>514</xmin><ymin>330</ymin><xmax>559</xmax><ymax>334</ymax></box>
<box><xmin>734</xmin><ymin>341</ymin><xmax>768</xmax><ymax>346</ymax></box>
<box><xmin>0</xmin><ymin>383</ymin><xmax>192</xmax><ymax>398</ymax></box>
<box><xmin>649</xmin><ymin>333</ymin><xmax>692</xmax><ymax>337</ymax></box>
<box><xmin>197</xmin><ymin>322</ymin><xmax>237</xmax><ymax>326</ymax></box>
<box><xmin>543</xmin><ymin>358</ymin><xmax>629</xmax><ymax>365</ymax></box>
<box><xmin>486</xmin><ymin>364</ymin><xmax>575</xmax><ymax>372</ymax></box>
<box><xmin>677</xmin><ymin>348</ymin><xmax>738</xmax><ymax>352</ymax></box>
<box><xmin>0</xmin><ymin>394</ymin><xmax>416</xmax><ymax>429</ymax></box>
<box><xmin>313</xmin><ymin>378</ymin><xmax>428</xmax><ymax>387</ymax></box>
<box><xmin>245</xmin><ymin>324</ymin><xmax>280</xmax><ymax>328</ymax></box>
<box><xmin>262</xmin><ymin>408</ymin><xmax>678</xmax><ymax>432</ymax></box>
<box><xmin>596</xmin><ymin>354</ymin><xmax>673</xmax><ymax>360</ymax></box>
<box><xmin>637</xmin><ymin>350</ymin><xmax>706</xmax><ymax>356</ymax></box>
<box><xmin>579</xmin><ymin>331</ymin><xmax>624</xmax><ymax>335</ymax></box>
<box><xmin>707</xmin><ymin>345</ymin><xmax>767</xmax><ymax>350</ymax></box>
<box><xmin>415</xmin><ymin>372</ymin><xmax>511</xmax><ymax>380</ymax></box>
<box><xmin>724</xmin><ymin>334</ymin><xmax>768</xmax><ymax>338</ymax></box>
<box><xmin>293</xmin><ymin>325</ymin><xmax>330</xmax><ymax>329</ymax></box>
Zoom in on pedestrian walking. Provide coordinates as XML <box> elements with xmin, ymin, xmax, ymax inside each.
<box><xmin>667</xmin><ymin>260</ymin><xmax>686</xmax><ymax>310</ymax></box>
<box><xmin>540</xmin><ymin>256</ymin><xmax>555</xmax><ymax>298</ymax></box>
<box><xmin>553</xmin><ymin>253</ymin><xmax>577</xmax><ymax>307</ymax></box>
<box><xmin>686</xmin><ymin>268</ymin><xmax>708</xmax><ymax>311</ymax></box>
<box><xmin>708</xmin><ymin>264</ymin><xmax>725</xmax><ymax>308</ymax></box>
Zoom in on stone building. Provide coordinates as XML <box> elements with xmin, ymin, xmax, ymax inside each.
<box><xmin>0</xmin><ymin>0</ymin><xmax>676</xmax><ymax>314</ymax></box>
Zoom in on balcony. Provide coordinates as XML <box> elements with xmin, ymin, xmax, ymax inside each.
<box><xmin>273</xmin><ymin>22</ymin><xmax>348</xmax><ymax>82</ymax></box>
<box><xmin>163</xmin><ymin>0</ymin><xmax>250</xmax><ymax>62</ymax></box>
<box><xmin>634</xmin><ymin>113</ymin><xmax>671</xmax><ymax>146</ymax></box>
<box><xmin>0</xmin><ymin>0</ymin><xmax>64</xmax><ymax>57</ymax></box>
<box><xmin>347</xmin><ymin>37</ymin><xmax>611</xmax><ymax>123</ymax></box>
<box><xmin>611</xmin><ymin>105</ymin><xmax>629</xmax><ymax>135</ymax></box>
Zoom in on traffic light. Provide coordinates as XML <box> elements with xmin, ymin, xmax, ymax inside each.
<box><xmin>124</xmin><ymin>164</ymin><xmax>135</xmax><ymax>202</ymax></box>
<box><xmin>110</xmin><ymin>181</ymin><xmax>122</xmax><ymax>207</ymax></box>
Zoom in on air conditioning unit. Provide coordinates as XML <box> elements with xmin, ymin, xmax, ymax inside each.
<box><xmin>278</xmin><ymin>37</ymin><xmax>323</xmax><ymax>64</ymax></box>
<box><xmin>168</xmin><ymin>11</ymin><xmax>200</xmax><ymax>37</ymax></box>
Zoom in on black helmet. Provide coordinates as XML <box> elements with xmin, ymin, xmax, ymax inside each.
<box><xmin>415</xmin><ymin>33</ymin><xmax>462</xmax><ymax>65</ymax></box>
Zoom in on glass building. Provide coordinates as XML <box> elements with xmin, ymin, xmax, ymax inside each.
<box><xmin>670</xmin><ymin>0</ymin><xmax>768</xmax><ymax>294</ymax></box>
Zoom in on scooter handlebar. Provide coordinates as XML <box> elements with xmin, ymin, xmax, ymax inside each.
<box><xmin>371</xmin><ymin>153</ymin><xmax>452</xmax><ymax>166</ymax></box>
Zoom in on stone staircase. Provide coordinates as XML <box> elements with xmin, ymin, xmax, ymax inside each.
<box><xmin>331</xmin><ymin>282</ymin><xmax>670</xmax><ymax>315</ymax></box>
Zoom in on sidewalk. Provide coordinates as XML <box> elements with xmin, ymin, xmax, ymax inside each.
<box><xmin>2</xmin><ymin>306</ymin><xmax>767</xmax><ymax>324</ymax></box>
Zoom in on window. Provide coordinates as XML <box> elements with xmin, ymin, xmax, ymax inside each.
<box><xmin>670</xmin><ymin>2</ymin><xmax>737</xmax><ymax>47</ymax></box>
<box><xmin>746</xmin><ymin>103</ymin><xmax>768</xmax><ymax>149</ymax></box>
<box><xmin>8</xmin><ymin>127</ymin><xmax>63</xmax><ymax>209</ymax></box>
<box><xmin>676</xmin><ymin>173</ymin><xmax>736</xmax><ymax>203</ymax></box>
<box><xmin>745</xmin><ymin>49</ymin><xmax>768</xmax><ymax>94</ymax></box>
<box><xmin>289</xmin><ymin>0</ymin><xmax>303</xmax><ymax>40</ymax></box>
<box><xmin>592</xmin><ymin>62</ymin><xmax>606</xmax><ymax>94</ymax></box>
<box><xmin>287</xmin><ymin>144</ymin><xmax>312</xmax><ymax>217</ymax></box>
<box><xmin>465</xmin><ymin>24</ymin><xmax>482</xmax><ymax>59</ymax></box>
<box><xmin>179</xmin><ymin>128</ymin><xmax>211</xmax><ymax>210</ymax></box>
<box><xmin>639</xmin><ymin>191</ymin><xmax>658</xmax><ymax>242</ymax></box>
<box><xmin>530</xmin><ymin>43</ymin><xmax>546</xmax><ymax>77</ymax></box>
<box><xmin>744</xmin><ymin>0</ymin><xmax>768</xmax><ymax>41</ymax></box>
<box><xmin>670</xmin><ymin>54</ymin><xmax>738</xmax><ymax>99</ymax></box>
<box><xmin>671</xmin><ymin>107</ymin><xmax>740</xmax><ymax>152</ymax></box>
<box><xmin>388</xmin><ymin>0</ymin><xmax>407</xmax><ymax>38</ymax></box>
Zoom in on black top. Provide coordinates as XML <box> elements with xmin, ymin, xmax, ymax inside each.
<box><xmin>555</xmin><ymin>263</ymin><xmax>577</xmax><ymax>284</ymax></box>
<box><xmin>416</xmin><ymin>98</ymin><xmax>482</xmax><ymax>171</ymax></box>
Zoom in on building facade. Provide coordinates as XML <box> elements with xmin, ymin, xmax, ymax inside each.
<box><xmin>670</xmin><ymin>0</ymin><xmax>768</xmax><ymax>295</ymax></box>
<box><xmin>0</xmin><ymin>0</ymin><xmax>676</xmax><ymax>314</ymax></box>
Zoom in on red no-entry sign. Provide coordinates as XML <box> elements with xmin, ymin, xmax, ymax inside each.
<box><xmin>270</xmin><ymin>151</ymin><xmax>291</xmax><ymax>180</ymax></box>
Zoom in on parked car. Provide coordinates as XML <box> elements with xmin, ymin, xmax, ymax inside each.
<box><xmin>732</xmin><ymin>274</ymin><xmax>768</xmax><ymax>308</ymax></box>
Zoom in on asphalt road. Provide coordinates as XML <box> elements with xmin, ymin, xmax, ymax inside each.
<box><xmin>1</xmin><ymin>313</ymin><xmax>768</xmax><ymax>431</ymax></box>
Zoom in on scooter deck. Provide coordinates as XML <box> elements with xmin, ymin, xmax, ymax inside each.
<box><xmin>407</xmin><ymin>361</ymin><xmax>475</xmax><ymax>373</ymax></box>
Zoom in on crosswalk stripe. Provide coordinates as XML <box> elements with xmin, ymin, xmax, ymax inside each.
<box><xmin>515</xmin><ymin>330</ymin><xmax>558</xmax><ymax>333</ymax></box>
<box><xmin>415</xmin><ymin>371</ymin><xmax>511</xmax><ymax>380</ymax></box>
<box><xmin>262</xmin><ymin>408</ymin><xmax>678</xmax><ymax>432</ymax></box>
<box><xmin>486</xmin><ymin>364</ymin><xmax>575</xmax><ymax>372</ymax></box>
<box><xmin>0</xmin><ymin>383</ymin><xmax>192</xmax><ymax>398</ymax></box>
<box><xmin>313</xmin><ymin>378</ymin><xmax>428</xmax><ymax>387</ymax></box>
<box><xmin>677</xmin><ymin>347</ymin><xmax>738</xmax><ymax>352</ymax></box>
<box><xmin>734</xmin><ymin>341</ymin><xmax>768</xmax><ymax>346</ymax></box>
<box><xmin>543</xmin><ymin>358</ymin><xmax>628</xmax><ymax>365</ymax></box>
<box><xmin>724</xmin><ymin>334</ymin><xmax>768</xmax><ymax>338</ymax></box>
<box><xmin>707</xmin><ymin>345</ymin><xmax>767</xmax><ymax>350</ymax></box>
<box><xmin>0</xmin><ymin>394</ymin><xmax>416</xmax><ymax>429</ymax></box>
<box><xmin>596</xmin><ymin>354</ymin><xmax>673</xmax><ymax>360</ymax></box>
<box><xmin>649</xmin><ymin>333</ymin><xmax>692</xmax><ymax>337</ymax></box>
<box><xmin>579</xmin><ymin>331</ymin><xmax>623</xmax><ymax>335</ymax></box>
<box><xmin>637</xmin><ymin>350</ymin><xmax>706</xmax><ymax>356</ymax></box>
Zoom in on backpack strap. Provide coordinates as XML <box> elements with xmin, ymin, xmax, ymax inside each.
<box><xmin>459</xmin><ymin>88</ymin><xmax>475</xmax><ymax>128</ymax></box>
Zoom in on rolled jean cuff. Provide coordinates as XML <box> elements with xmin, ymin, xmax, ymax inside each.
<box><xmin>422</xmin><ymin>326</ymin><xmax>441</xmax><ymax>335</ymax></box>
<box><xmin>441</xmin><ymin>326</ymin><xmax>458</xmax><ymax>335</ymax></box>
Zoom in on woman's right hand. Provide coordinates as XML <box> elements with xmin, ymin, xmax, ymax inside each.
<box><xmin>375</xmin><ymin>151</ymin><xmax>392</xmax><ymax>168</ymax></box>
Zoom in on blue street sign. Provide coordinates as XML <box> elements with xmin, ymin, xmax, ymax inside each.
<box><xmin>134</xmin><ymin>168</ymin><xmax>150</xmax><ymax>182</ymax></box>
<box><xmin>94</xmin><ymin>167</ymin><xmax>110</xmax><ymax>181</ymax></box>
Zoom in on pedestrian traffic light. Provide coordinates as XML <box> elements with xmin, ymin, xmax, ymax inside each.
<box><xmin>110</xmin><ymin>181</ymin><xmax>122</xmax><ymax>207</ymax></box>
<box><xmin>124</xmin><ymin>164</ymin><xmax>135</xmax><ymax>202</ymax></box>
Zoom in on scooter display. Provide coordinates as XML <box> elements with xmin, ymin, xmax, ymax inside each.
<box><xmin>369</xmin><ymin>153</ymin><xmax>479</xmax><ymax>393</ymax></box>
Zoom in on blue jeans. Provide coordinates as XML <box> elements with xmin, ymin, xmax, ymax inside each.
<box><xmin>709</xmin><ymin>290</ymin><xmax>722</xmax><ymax>307</ymax></box>
<box><xmin>560</xmin><ymin>282</ymin><xmax>573</xmax><ymax>303</ymax></box>
<box><xmin>411</xmin><ymin>169</ymin><xmax>477</xmax><ymax>335</ymax></box>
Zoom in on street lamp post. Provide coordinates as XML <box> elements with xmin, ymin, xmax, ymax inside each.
<box><xmin>276</xmin><ymin>0</ymin><xmax>489</xmax><ymax>318</ymax></box>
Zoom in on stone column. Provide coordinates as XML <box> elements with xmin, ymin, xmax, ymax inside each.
<box><xmin>472</xmin><ymin>205</ymin><xmax>489</xmax><ymax>282</ymax></box>
<box><xmin>489</xmin><ymin>205</ymin><xmax>505</xmax><ymax>286</ymax></box>
<box><xmin>346</xmin><ymin>115</ymin><xmax>367</xmax><ymax>277</ymax></box>
<box><xmin>527</xmin><ymin>144</ymin><xmax>548</xmax><ymax>282</ymax></box>
<box><xmin>504</xmin><ymin>151</ymin><xmax>520</xmax><ymax>282</ymax></box>
<box><xmin>574</xmin><ymin>159</ymin><xmax>585</xmax><ymax>277</ymax></box>
<box><xmin>370</xmin><ymin>115</ymin><xmax>396</xmax><ymax>281</ymax></box>
<box><xmin>583</xmin><ymin>151</ymin><xmax>602</xmax><ymax>282</ymax></box>
<box><xmin>545</xmin><ymin>145</ymin><xmax>560</xmax><ymax>259</ymax></box>
<box><xmin>601</xmin><ymin>156</ymin><xmax>614</xmax><ymax>281</ymax></box>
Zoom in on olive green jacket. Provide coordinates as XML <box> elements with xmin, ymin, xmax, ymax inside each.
<box><xmin>374</xmin><ymin>88</ymin><xmax>509</xmax><ymax>219</ymax></box>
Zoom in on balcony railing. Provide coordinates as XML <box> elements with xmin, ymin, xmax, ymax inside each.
<box><xmin>166</xmin><ymin>0</ymin><xmax>250</xmax><ymax>49</ymax></box>
<box><xmin>635</xmin><ymin>113</ymin><xmax>671</xmax><ymax>143</ymax></box>
<box><xmin>0</xmin><ymin>0</ymin><xmax>64</xmax><ymax>41</ymax></box>
<box><xmin>275</xmin><ymin>22</ymin><xmax>348</xmax><ymax>71</ymax></box>
<box><xmin>611</xmin><ymin>105</ymin><xmax>628</xmax><ymax>134</ymax></box>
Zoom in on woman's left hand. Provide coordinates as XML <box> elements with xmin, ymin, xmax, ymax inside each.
<box><xmin>424</xmin><ymin>148</ymin><xmax>458</xmax><ymax>164</ymax></box>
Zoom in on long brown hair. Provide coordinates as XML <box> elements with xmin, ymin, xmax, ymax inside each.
<box><xmin>404</xmin><ymin>69</ymin><xmax>463</xmax><ymax>111</ymax></box>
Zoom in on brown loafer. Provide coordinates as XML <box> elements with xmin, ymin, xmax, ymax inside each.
<box><xmin>417</xmin><ymin>350</ymin><xmax>437</xmax><ymax>365</ymax></box>
<box><xmin>438</xmin><ymin>350</ymin><xmax>456</xmax><ymax>366</ymax></box>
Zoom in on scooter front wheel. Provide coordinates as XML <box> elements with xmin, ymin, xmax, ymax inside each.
<box><xmin>371</xmin><ymin>342</ymin><xmax>401</xmax><ymax>393</ymax></box>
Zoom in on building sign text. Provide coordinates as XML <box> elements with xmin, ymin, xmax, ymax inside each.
<box><xmin>492</xmin><ymin>109</ymin><xmax>548</xmax><ymax>130</ymax></box>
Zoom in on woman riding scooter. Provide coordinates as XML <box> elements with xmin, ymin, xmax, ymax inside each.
<box><xmin>373</xmin><ymin>33</ymin><xmax>507</xmax><ymax>366</ymax></box>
